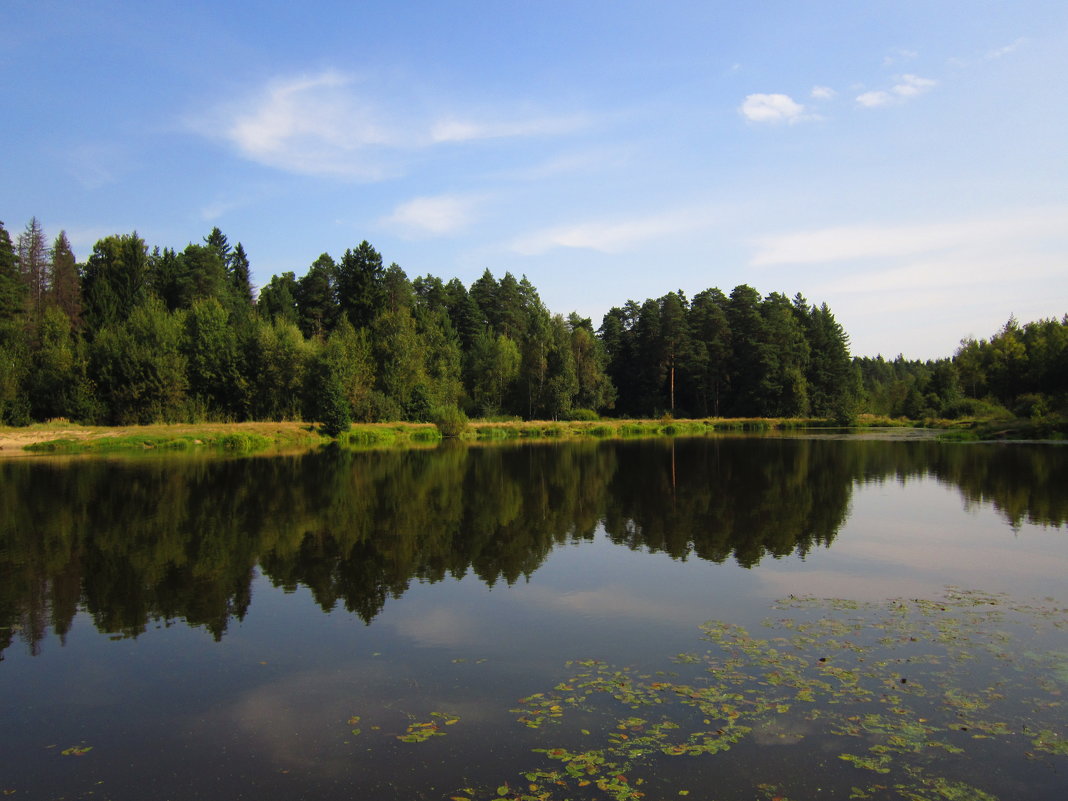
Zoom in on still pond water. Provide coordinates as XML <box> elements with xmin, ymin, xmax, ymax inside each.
<box><xmin>2</xmin><ymin>434</ymin><xmax>1067</xmax><ymax>801</ymax></box>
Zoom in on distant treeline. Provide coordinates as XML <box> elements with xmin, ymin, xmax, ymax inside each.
<box><xmin>855</xmin><ymin>315</ymin><xmax>1068</xmax><ymax>421</ymax></box>
<box><xmin>1</xmin><ymin>216</ymin><xmax>1064</xmax><ymax>426</ymax></box>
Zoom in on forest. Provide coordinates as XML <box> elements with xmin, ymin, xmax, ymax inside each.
<box><xmin>1</xmin><ymin>216</ymin><xmax>1065</xmax><ymax>430</ymax></box>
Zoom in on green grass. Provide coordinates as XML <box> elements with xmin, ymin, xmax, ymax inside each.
<box><xmin>12</xmin><ymin>415</ymin><xmax>856</xmax><ymax>456</ymax></box>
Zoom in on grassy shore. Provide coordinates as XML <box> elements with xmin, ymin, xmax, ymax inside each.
<box><xmin>6</xmin><ymin>412</ymin><xmax>1059</xmax><ymax>456</ymax></box>
<box><xmin>2</xmin><ymin>416</ymin><xmax>838</xmax><ymax>455</ymax></box>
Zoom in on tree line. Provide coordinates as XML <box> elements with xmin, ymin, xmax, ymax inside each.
<box><xmin>0</xmin><ymin>216</ymin><xmax>858</xmax><ymax>427</ymax></box>
<box><xmin>855</xmin><ymin>315</ymin><xmax>1068</xmax><ymax>422</ymax></box>
<box><xmin>2</xmin><ymin>215</ymin><xmax>1062</xmax><ymax>428</ymax></box>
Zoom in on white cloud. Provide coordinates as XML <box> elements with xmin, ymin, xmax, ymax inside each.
<box><xmin>510</xmin><ymin>206</ymin><xmax>717</xmax><ymax>256</ymax></box>
<box><xmin>810</xmin><ymin>85</ymin><xmax>836</xmax><ymax>100</ymax></box>
<box><xmin>856</xmin><ymin>90</ymin><xmax>892</xmax><ymax>108</ymax></box>
<box><xmin>856</xmin><ymin>74</ymin><xmax>936</xmax><ymax>108</ymax></box>
<box><xmin>383</xmin><ymin>194</ymin><xmax>480</xmax><ymax>236</ymax></box>
<box><xmin>204</xmin><ymin>70</ymin><xmax>398</xmax><ymax>179</ymax></box>
<box><xmin>892</xmin><ymin>74</ymin><xmax>936</xmax><ymax>97</ymax></box>
<box><xmin>194</xmin><ymin>69</ymin><xmax>587</xmax><ymax>179</ymax></box>
<box><xmin>739</xmin><ymin>93</ymin><xmax>805</xmax><ymax>124</ymax></box>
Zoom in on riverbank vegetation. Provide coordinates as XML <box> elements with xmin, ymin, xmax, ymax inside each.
<box><xmin>3</xmin><ymin>416</ymin><xmax>841</xmax><ymax>455</ymax></box>
<box><xmin>1</xmin><ymin>217</ymin><xmax>1064</xmax><ymax>440</ymax></box>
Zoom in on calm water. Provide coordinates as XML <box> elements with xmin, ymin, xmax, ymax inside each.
<box><xmin>2</xmin><ymin>435</ymin><xmax>1067</xmax><ymax>800</ymax></box>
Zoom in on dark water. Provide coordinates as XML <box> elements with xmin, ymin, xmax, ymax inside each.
<box><xmin>1</xmin><ymin>436</ymin><xmax>1066</xmax><ymax>800</ymax></box>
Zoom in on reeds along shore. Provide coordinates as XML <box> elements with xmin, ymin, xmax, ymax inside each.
<box><xmin>9</xmin><ymin>417</ymin><xmax>836</xmax><ymax>454</ymax></box>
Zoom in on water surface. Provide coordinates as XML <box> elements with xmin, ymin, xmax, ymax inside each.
<box><xmin>2</xmin><ymin>436</ymin><xmax>1066</xmax><ymax>800</ymax></box>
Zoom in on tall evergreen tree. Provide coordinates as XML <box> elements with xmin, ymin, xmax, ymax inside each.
<box><xmin>228</xmin><ymin>242</ymin><xmax>254</xmax><ymax>307</ymax></box>
<box><xmin>17</xmin><ymin>217</ymin><xmax>49</xmax><ymax>323</ymax></box>
<box><xmin>687</xmin><ymin>288</ymin><xmax>731</xmax><ymax>416</ymax></box>
<box><xmin>295</xmin><ymin>254</ymin><xmax>337</xmax><ymax>338</ymax></box>
<box><xmin>725</xmin><ymin>284</ymin><xmax>770</xmax><ymax>415</ymax></box>
<box><xmin>0</xmin><ymin>221</ymin><xmax>25</xmax><ymax>323</ymax></box>
<box><xmin>804</xmin><ymin>302</ymin><xmax>855</xmax><ymax>422</ymax></box>
<box><xmin>761</xmin><ymin>292</ymin><xmax>810</xmax><ymax>416</ymax></box>
<box><xmin>336</xmin><ymin>241</ymin><xmax>385</xmax><ymax>330</ymax></box>
<box><xmin>204</xmin><ymin>227</ymin><xmax>232</xmax><ymax>265</ymax></box>
<box><xmin>49</xmin><ymin>231</ymin><xmax>82</xmax><ymax>328</ymax></box>
<box><xmin>443</xmin><ymin>277</ymin><xmax>484</xmax><ymax>351</ymax></box>
<box><xmin>658</xmin><ymin>292</ymin><xmax>690</xmax><ymax>414</ymax></box>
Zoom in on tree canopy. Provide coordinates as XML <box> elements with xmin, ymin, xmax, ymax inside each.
<box><xmin>2</xmin><ymin>214</ymin><xmax>1062</xmax><ymax>429</ymax></box>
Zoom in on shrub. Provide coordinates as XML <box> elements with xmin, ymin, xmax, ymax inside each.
<box><xmin>431</xmin><ymin>405</ymin><xmax>469</xmax><ymax>438</ymax></box>
<box><xmin>1013</xmin><ymin>393</ymin><xmax>1050</xmax><ymax>420</ymax></box>
<box><xmin>565</xmin><ymin>408</ymin><xmax>599</xmax><ymax>421</ymax></box>
<box><xmin>941</xmin><ymin>397</ymin><xmax>1012</xmax><ymax>420</ymax></box>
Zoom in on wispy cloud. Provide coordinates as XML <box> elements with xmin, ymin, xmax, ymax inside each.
<box><xmin>429</xmin><ymin>114</ymin><xmax>587</xmax><ymax>144</ymax></box>
<box><xmin>856</xmin><ymin>74</ymin><xmax>936</xmax><ymax>108</ymax></box>
<box><xmin>511</xmin><ymin>206</ymin><xmax>717</xmax><ymax>256</ymax></box>
<box><xmin>751</xmin><ymin>207</ymin><xmax>1068</xmax><ymax>266</ymax></box>
<box><xmin>739</xmin><ymin>93</ymin><xmax>806</xmax><ymax>124</ymax></box>
<box><xmin>199</xmin><ymin>70</ymin><xmax>397</xmax><ymax>179</ymax></box>
<box><xmin>490</xmin><ymin>147</ymin><xmax>630</xmax><ymax>182</ymax></box>
<box><xmin>882</xmin><ymin>48</ymin><xmax>919</xmax><ymax>67</ymax></box>
<box><xmin>810</xmin><ymin>85</ymin><xmax>836</xmax><ymax>100</ymax></box>
<box><xmin>985</xmin><ymin>37</ymin><xmax>1026</xmax><ymax>60</ymax></box>
<box><xmin>752</xmin><ymin>208</ymin><xmax>1068</xmax><ymax>358</ymax></box>
<box><xmin>383</xmin><ymin>193</ymin><xmax>481</xmax><ymax>236</ymax></box>
<box><xmin>193</xmin><ymin>69</ymin><xmax>587</xmax><ymax>179</ymax></box>
<box><xmin>65</xmin><ymin>142</ymin><xmax>127</xmax><ymax>189</ymax></box>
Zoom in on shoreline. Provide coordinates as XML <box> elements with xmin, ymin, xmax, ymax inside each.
<box><xmin>1</xmin><ymin>413</ymin><xmax>1060</xmax><ymax>457</ymax></box>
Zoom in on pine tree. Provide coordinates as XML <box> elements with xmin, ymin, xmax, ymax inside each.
<box><xmin>336</xmin><ymin>241</ymin><xmax>384</xmax><ymax>330</ymax></box>
<box><xmin>17</xmin><ymin>217</ymin><xmax>49</xmax><ymax>323</ymax></box>
<box><xmin>0</xmin><ymin>221</ymin><xmax>25</xmax><ymax>323</ymax></box>
<box><xmin>228</xmin><ymin>242</ymin><xmax>254</xmax><ymax>307</ymax></box>
<box><xmin>49</xmin><ymin>232</ymin><xmax>82</xmax><ymax>328</ymax></box>
<box><xmin>296</xmin><ymin>254</ymin><xmax>337</xmax><ymax>338</ymax></box>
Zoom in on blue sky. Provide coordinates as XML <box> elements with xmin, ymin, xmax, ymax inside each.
<box><xmin>3</xmin><ymin>0</ymin><xmax>1066</xmax><ymax>359</ymax></box>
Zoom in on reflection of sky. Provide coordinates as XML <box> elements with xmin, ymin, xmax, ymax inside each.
<box><xmin>374</xmin><ymin>473</ymin><xmax>1068</xmax><ymax>663</ymax></box>
<box><xmin>756</xmin><ymin>478</ymin><xmax>1068</xmax><ymax>602</ymax></box>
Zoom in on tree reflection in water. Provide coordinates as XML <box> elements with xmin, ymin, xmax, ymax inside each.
<box><xmin>1</xmin><ymin>437</ymin><xmax>1065</xmax><ymax>657</ymax></box>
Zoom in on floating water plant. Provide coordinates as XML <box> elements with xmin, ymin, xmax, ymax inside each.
<box><xmin>457</xmin><ymin>589</ymin><xmax>1068</xmax><ymax>800</ymax></box>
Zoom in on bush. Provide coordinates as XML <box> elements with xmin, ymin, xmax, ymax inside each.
<box><xmin>940</xmin><ymin>397</ymin><xmax>1012</xmax><ymax>420</ymax></box>
<box><xmin>318</xmin><ymin>378</ymin><xmax>352</xmax><ymax>438</ymax></box>
<box><xmin>1013</xmin><ymin>393</ymin><xmax>1050</xmax><ymax>420</ymax></box>
<box><xmin>431</xmin><ymin>405</ymin><xmax>469</xmax><ymax>438</ymax></box>
<box><xmin>565</xmin><ymin>408</ymin><xmax>599</xmax><ymax>421</ymax></box>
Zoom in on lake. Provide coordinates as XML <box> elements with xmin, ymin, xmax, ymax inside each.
<box><xmin>2</xmin><ymin>434</ymin><xmax>1067</xmax><ymax>800</ymax></box>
